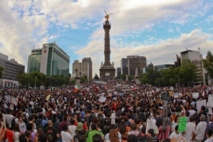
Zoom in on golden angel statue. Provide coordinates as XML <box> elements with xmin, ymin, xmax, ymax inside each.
<box><xmin>104</xmin><ymin>10</ymin><xmax>112</xmax><ymax>20</ymax></box>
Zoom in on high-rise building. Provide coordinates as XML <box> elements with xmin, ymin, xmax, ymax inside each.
<box><xmin>127</xmin><ymin>55</ymin><xmax>147</xmax><ymax>75</ymax></box>
<box><xmin>143</xmin><ymin>63</ymin><xmax>154</xmax><ymax>73</ymax></box>
<box><xmin>180</xmin><ymin>49</ymin><xmax>205</xmax><ymax>85</ymax></box>
<box><xmin>28</xmin><ymin>42</ymin><xmax>70</xmax><ymax>76</ymax></box>
<box><xmin>117</xmin><ymin>67</ymin><xmax>121</xmax><ymax>77</ymax></box>
<box><xmin>0</xmin><ymin>52</ymin><xmax>25</xmax><ymax>87</ymax></box>
<box><xmin>121</xmin><ymin>58</ymin><xmax>128</xmax><ymax>75</ymax></box>
<box><xmin>72</xmin><ymin>60</ymin><xmax>89</xmax><ymax>78</ymax></box>
<box><xmin>27</xmin><ymin>49</ymin><xmax>42</xmax><ymax>73</ymax></box>
<box><xmin>82</xmin><ymin>57</ymin><xmax>92</xmax><ymax>80</ymax></box>
<box><xmin>154</xmin><ymin>64</ymin><xmax>174</xmax><ymax>71</ymax></box>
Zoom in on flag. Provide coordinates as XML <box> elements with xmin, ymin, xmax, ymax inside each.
<box><xmin>74</xmin><ymin>84</ymin><xmax>80</xmax><ymax>93</ymax></box>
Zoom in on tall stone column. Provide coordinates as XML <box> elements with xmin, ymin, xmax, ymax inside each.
<box><xmin>104</xmin><ymin>20</ymin><xmax>111</xmax><ymax>66</ymax></box>
<box><xmin>99</xmin><ymin>15</ymin><xmax>115</xmax><ymax>81</ymax></box>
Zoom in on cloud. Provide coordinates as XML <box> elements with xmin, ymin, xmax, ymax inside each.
<box><xmin>76</xmin><ymin>29</ymin><xmax>213</xmax><ymax>76</ymax></box>
<box><xmin>1</xmin><ymin>0</ymin><xmax>213</xmax><ymax>76</ymax></box>
<box><xmin>0</xmin><ymin>0</ymin><xmax>48</xmax><ymax>66</ymax></box>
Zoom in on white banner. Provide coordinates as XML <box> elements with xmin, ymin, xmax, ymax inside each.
<box><xmin>99</xmin><ymin>96</ymin><xmax>106</xmax><ymax>102</ymax></box>
<box><xmin>207</xmin><ymin>95</ymin><xmax>213</xmax><ymax>107</ymax></box>
<box><xmin>192</xmin><ymin>92</ymin><xmax>199</xmax><ymax>99</ymax></box>
<box><xmin>11</xmin><ymin>96</ymin><xmax>18</xmax><ymax>105</ymax></box>
<box><xmin>196</xmin><ymin>100</ymin><xmax>206</xmax><ymax>111</ymax></box>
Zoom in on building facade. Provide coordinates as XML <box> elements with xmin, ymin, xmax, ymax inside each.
<box><xmin>143</xmin><ymin>63</ymin><xmax>154</xmax><ymax>73</ymax></box>
<box><xmin>72</xmin><ymin>60</ymin><xmax>89</xmax><ymax>78</ymax></box>
<box><xmin>28</xmin><ymin>43</ymin><xmax>70</xmax><ymax>77</ymax></box>
<box><xmin>117</xmin><ymin>67</ymin><xmax>121</xmax><ymax>77</ymax></box>
<box><xmin>121</xmin><ymin>58</ymin><xmax>128</xmax><ymax>75</ymax></box>
<box><xmin>0</xmin><ymin>52</ymin><xmax>25</xmax><ymax>87</ymax></box>
<box><xmin>82</xmin><ymin>57</ymin><xmax>92</xmax><ymax>80</ymax></box>
<box><xmin>127</xmin><ymin>55</ymin><xmax>147</xmax><ymax>75</ymax></box>
<box><xmin>27</xmin><ymin>49</ymin><xmax>42</xmax><ymax>73</ymax></box>
<box><xmin>180</xmin><ymin>50</ymin><xmax>205</xmax><ymax>85</ymax></box>
<box><xmin>154</xmin><ymin>64</ymin><xmax>174</xmax><ymax>71</ymax></box>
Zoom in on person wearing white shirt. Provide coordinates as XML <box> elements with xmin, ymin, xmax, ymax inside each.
<box><xmin>61</xmin><ymin>125</ymin><xmax>73</xmax><ymax>142</ymax></box>
<box><xmin>205</xmin><ymin>129</ymin><xmax>213</xmax><ymax>142</ymax></box>
<box><xmin>170</xmin><ymin>125</ymin><xmax>182</xmax><ymax>140</ymax></box>
<box><xmin>68</xmin><ymin>119</ymin><xmax>76</xmax><ymax>136</ymax></box>
<box><xmin>5</xmin><ymin>111</ymin><xmax>14</xmax><ymax>128</ymax></box>
<box><xmin>183</xmin><ymin>116</ymin><xmax>196</xmax><ymax>141</ymax></box>
<box><xmin>193</xmin><ymin>115</ymin><xmax>207</xmax><ymax>142</ymax></box>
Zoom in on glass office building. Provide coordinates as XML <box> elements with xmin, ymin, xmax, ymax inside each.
<box><xmin>28</xmin><ymin>43</ymin><xmax>70</xmax><ymax>77</ymax></box>
<box><xmin>41</xmin><ymin>43</ymin><xmax>70</xmax><ymax>76</ymax></box>
<box><xmin>27</xmin><ymin>49</ymin><xmax>42</xmax><ymax>73</ymax></box>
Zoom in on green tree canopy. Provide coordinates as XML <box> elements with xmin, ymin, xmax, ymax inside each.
<box><xmin>203</xmin><ymin>51</ymin><xmax>213</xmax><ymax>78</ymax></box>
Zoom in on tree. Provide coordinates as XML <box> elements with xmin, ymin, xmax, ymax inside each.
<box><xmin>80</xmin><ymin>76</ymin><xmax>87</xmax><ymax>83</ymax></box>
<box><xmin>179</xmin><ymin>59</ymin><xmax>197</xmax><ymax>86</ymax></box>
<box><xmin>70</xmin><ymin>80</ymin><xmax>76</xmax><ymax>85</ymax></box>
<box><xmin>128</xmin><ymin>75</ymin><xmax>134</xmax><ymax>81</ymax></box>
<box><xmin>94</xmin><ymin>74</ymin><xmax>99</xmax><ymax>81</ymax></box>
<box><xmin>203</xmin><ymin>51</ymin><xmax>213</xmax><ymax>79</ymax></box>
<box><xmin>0</xmin><ymin>66</ymin><xmax>4</xmax><ymax>78</ymax></box>
<box><xmin>159</xmin><ymin>67</ymin><xmax>176</xmax><ymax>86</ymax></box>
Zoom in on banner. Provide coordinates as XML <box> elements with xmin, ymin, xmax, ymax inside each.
<box><xmin>196</xmin><ymin>100</ymin><xmax>206</xmax><ymax>111</ymax></box>
<box><xmin>192</xmin><ymin>92</ymin><xmax>199</xmax><ymax>99</ymax></box>
<box><xmin>11</xmin><ymin>96</ymin><xmax>18</xmax><ymax>105</ymax></box>
<box><xmin>178</xmin><ymin>117</ymin><xmax>187</xmax><ymax>132</ymax></box>
<box><xmin>99</xmin><ymin>96</ymin><xmax>106</xmax><ymax>102</ymax></box>
<box><xmin>207</xmin><ymin>95</ymin><xmax>213</xmax><ymax>107</ymax></box>
<box><xmin>46</xmin><ymin>94</ymin><xmax>51</xmax><ymax>101</ymax></box>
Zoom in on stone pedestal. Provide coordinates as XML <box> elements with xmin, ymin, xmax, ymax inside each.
<box><xmin>99</xmin><ymin>66</ymin><xmax>115</xmax><ymax>81</ymax></box>
<box><xmin>75</xmin><ymin>77</ymin><xmax>81</xmax><ymax>85</ymax></box>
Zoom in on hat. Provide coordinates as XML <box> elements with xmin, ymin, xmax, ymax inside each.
<box><xmin>76</xmin><ymin>122</ymin><xmax>83</xmax><ymax>131</ymax></box>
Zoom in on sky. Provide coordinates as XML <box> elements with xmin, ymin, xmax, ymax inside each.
<box><xmin>0</xmin><ymin>0</ymin><xmax>213</xmax><ymax>76</ymax></box>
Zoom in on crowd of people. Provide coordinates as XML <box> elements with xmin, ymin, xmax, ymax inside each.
<box><xmin>0</xmin><ymin>81</ymin><xmax>213</xmax><ymax>142</ymax></box>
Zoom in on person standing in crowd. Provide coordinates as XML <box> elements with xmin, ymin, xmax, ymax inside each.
<box><xmin>44</xmin><ymin>120</ymin><xmax>59</xmax><ymax>142</ymax></box>
<box><xmin>5</xmin><ymin>110</ymin><xmax>14</xmax><ymax>129</ymax></box>
<box><xmin>4</xmin><ymin>122</ymin><xmax>15</xmax><ymax>142</ymax></box>
<box><xmin>105</xmin><ymin>124</ymin><xmax>122</xmax><ymax>142</ymax></box>
<box><xmin>147</xmin><ymin>128</ymin><xmax>158</xmax><ymax>142</ymax></box>
<box><xmin>183</xmin><ymin>116</ymin><xmax>196</xmax><ymax>141</ymax></box>
<box><xmin>14</xmin><ymin>123</ymin><xmax>21</xmax><ymax>142</ymax></box>
<box><xmin>17</xmin><ymin>116</ymin><xmax>27</xmax><ymax>133</ymax></box>
<box><xmin>61</xmin><ymin>125</ymin><xmax>73</xmax><ymax>142</ymax></box>
<box><xmin>169</xmin><ymin>125</ymin><xmax>181</xmax><ymax>140</ymax></box>
<box><xmin>193</xmin><ymin>115</ymin><xmax>207</xmax><ymax>142</ymax></box>
<box><xmin>59</xmin><ymin>116</ymin><xmax>69</xmax><ymax>133</ymax></box>
<box><xmin>86</xmin><ymin>123</ymin><xmax>104</xmax><ymax>142</ymax></box>
<box><xmin>205</xmin><ymin>129</ymin><xmax>213</xmax><ymax>142</ymax></box>
<box><xmin>68</xmin><ymin>118</ymin><xmax>76</xmax><ymax>136</ymax></box>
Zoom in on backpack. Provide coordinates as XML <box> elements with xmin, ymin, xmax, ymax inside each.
<box><xmin>45</xmin><ymin>127</ymin><xmax>54</xmax><ymax>142</ymax></box>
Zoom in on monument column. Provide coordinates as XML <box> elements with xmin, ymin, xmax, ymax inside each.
<box><xmin>104</xmin><ymin>20</ymin><xmax>111</xmax><ymax>66</ymax></box>
<box><xmin>99</xmin><ymin>11</ymin><xmax>115</xmax><ymax>80</ymax></box>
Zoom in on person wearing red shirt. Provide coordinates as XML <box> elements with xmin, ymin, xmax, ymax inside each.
<box><xmin>5</xmin><ymin>123</ymin><xmax>14</xmax><ymax>142</ymax></box>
